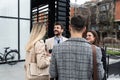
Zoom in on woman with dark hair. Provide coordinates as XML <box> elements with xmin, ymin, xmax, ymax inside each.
<box><xmin>86</xmin><ymin>30</ymin><xmax>100</xmax><ymax>46</ymax></box>
<box><xmin>86</xmin><ymin>30</ymin><xmax>107</xmax><ymax>80</ymax></box>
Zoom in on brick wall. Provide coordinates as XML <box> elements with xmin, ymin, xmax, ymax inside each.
<box><xmin>115</xmin><ymin>0</ymin><xmax>120</xmax><ymax>21</ymax></box>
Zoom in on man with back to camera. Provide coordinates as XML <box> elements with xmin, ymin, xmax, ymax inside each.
<box><xmin>45</xmin><ymin>22</ymin><xmax>68</xmax><ymax>53</ymax></box>
<box><xmin>49</xmin><ymin>15</ymin><xmax>104</xmax><ymax>80</ymax></box>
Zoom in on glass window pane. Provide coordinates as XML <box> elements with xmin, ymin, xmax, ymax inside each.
<box><xmin>0</xmin><ymin>0</ymin><xmax>18</xmax><ymax>17</ymax></box>
<box><xmin>0</xmin><ymin>18</ymin><xmax>18</xmax><ymax>53</ymax></box>
<box><xmin>20</xmin><ymin>20</ymin><xmax>30</xmax><ymax>59</ymax></box>
<box><xmin>20</xmin><ymin>0</ymin><xmax>30</xmax><ymax>18</ymax></box>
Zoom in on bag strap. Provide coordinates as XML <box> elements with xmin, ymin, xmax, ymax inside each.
<box><xmin>91</xmin><ymin>45</ymin><xmax>98</xmax><ymax>80</ymax></box>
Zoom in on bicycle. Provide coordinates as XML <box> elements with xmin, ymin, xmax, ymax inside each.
<box><xmin>0</xmin><ymin>47</ymin><xmax>20</xmax><ymax>65</ymax></box>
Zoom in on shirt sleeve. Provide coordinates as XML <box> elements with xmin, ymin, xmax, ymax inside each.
<box><xmin>96</xmin><ymin>47</ymin><xmax>105</xmax><ymax>80</ymax></box>
<box><xmin>35</xmin><ymin>40</ymin><xmax>45</xmax><ymax>54</ymax></box>
<box><xmin>49</xmin><ymin>46</ymin><xmax>58</xmax><ymax>78</ymax></box>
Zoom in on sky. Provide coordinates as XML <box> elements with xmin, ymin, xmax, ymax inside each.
<box><xmin>70</xmin><ymin>0</ymin><xmax>91</xmax><ymax>5</ymax></box>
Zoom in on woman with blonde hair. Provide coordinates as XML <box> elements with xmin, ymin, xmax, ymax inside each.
<box><xmin>25</xmin><ymin>23</ymin><xmax>50</xmax><ymax>80</ymax></box>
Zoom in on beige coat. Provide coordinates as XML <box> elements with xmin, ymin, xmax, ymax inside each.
<box><xmin>25</xmin><ymin>40</ymin><xmax>49</xmax><ymax>80</ymax></box>
<box><xmin>45</xmin><ymin>36</ymin><xmax>68</xmax><ymax>51</ymax></box>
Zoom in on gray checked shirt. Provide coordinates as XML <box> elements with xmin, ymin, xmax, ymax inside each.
<box><xmin>49</xmin><ymin>38</ymin><xmax>104</xmax><ymax>80</ymax></box>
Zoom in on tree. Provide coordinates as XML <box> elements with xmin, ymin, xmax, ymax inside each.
<box><xmin>96</xmin><ymin>0</ymin><xmax>115</xmax><ymax>41</ymax></box>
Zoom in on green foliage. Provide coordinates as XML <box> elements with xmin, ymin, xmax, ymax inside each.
<box><xmin>107</xmin><ymin>50</ymin><xmax>120</xmax><ymax>55</ymax></box>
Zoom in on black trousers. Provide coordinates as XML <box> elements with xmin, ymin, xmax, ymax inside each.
<box><xmin>50</xmin><ymin>77</ymin><xmax>58</xmax><ymax>80</ymax></box>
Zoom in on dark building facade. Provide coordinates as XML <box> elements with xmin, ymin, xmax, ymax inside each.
<box><xmin>31</xmin><ymin>0</ymin><xmax>70</xmax><ymax>38</ymax></box>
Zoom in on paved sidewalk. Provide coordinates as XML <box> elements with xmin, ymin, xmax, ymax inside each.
<box><xmin>107</xmin><ymin>55</ymin><xmax>120</xmax><ymax>80</ymax></box>
<box><xmin>0</xmin><ymin>62</ymin><xmax>25</xmax><ymax>80</ymax></box>
<box><xmin>0</xmin><ymin>55</ymin><xmax>120</xmax><ymax>80</ymax></box>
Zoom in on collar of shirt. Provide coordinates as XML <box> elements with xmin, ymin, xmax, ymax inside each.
<box><xmin>67</xmin><ymin>38</ymin><xmax>89</xmax><ymax>44</ymax></box>
<box><xmin>54</xmin><ymin>36</ymin><xmax>63</xmax><ymax>45</ymax></box>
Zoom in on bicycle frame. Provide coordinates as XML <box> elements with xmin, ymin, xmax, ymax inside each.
<box><xmin>0</xmin><ymin>53</ymin><xmax>4</xmax><ymax>61</ymax></box>
<box><xmin>0</xmin><ymin>52</ymin><xmax>6</xmax><ymax>61</ymax></box>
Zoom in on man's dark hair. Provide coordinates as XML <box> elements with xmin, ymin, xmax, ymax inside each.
<box><xmin>54</xmin><ymin>22</ymin><xmax>64</xmax><ymax>29</ymax></box>
<box><xmin>70</xmin><ymin>15</ymin><xmax>86</xmax><ymax>31</ymax></box>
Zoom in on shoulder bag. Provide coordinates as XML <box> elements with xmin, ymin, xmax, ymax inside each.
<box><xmin>26</xmin><ymin>45</ymin><xmax>38</xmax><ymax>80</ymax></box>
<box><xmin>92</xmin><ymin>45</ymin><xmax>98</xmax><ymax>80</ymax></box>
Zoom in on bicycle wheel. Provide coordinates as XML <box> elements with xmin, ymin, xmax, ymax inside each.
<box><xmin>0</xmin><ymin>53</ymin><xmax>4</xmax><ymax>62</ymax></box>
<box><xmin>5</xmin><ymin>50</ymin><xmax>20</xmax><ymax>65</ymax></box>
